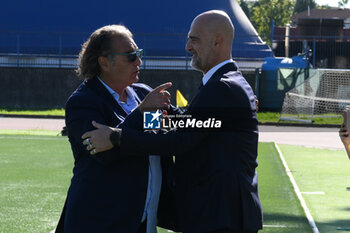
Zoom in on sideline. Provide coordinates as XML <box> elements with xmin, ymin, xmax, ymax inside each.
<box><xmin>0</xmin><ymin>116</ymin><xmax>344</xmax><ymax>149</ymax></box>
<box><xmin>260</xmin><ymin>125</ymin><xmax>343</xmax><ymax>150</ymax></box>
<box><xmin>0</xmin><ymin>114</ymin><xmax>64</xmax><ymax>119</ymax></box>
<box><xmin>0</xmin><ymin>117</ymin><xmax>65</xmax><ymax>131</ymax></box>
<box><xmin>0</xmin><ymin>113</ymin><xmax>340</xmax><ymax>128</ymax></box>
<box><xmin>274</xmin><ymin>143</ymin><xmax>320</xmax><ymax>233</ymax></box>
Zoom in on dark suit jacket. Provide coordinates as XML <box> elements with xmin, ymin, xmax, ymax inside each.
<box><xmin>56</xmin><ymin>77</ymin><xmax>177</xmax><ymax>233</ymax></box>
<box><xmin>119</xmin><ymin>62</ymin><xmax>263</xmax><ymax>233</ymax></box>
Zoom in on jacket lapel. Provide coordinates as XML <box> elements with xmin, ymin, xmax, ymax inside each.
<box><xmin>206</xmin><ymin>62</ymin><xmax>238</xmax><ymax>85</ymax></box>
<box><xmin>187</xmin><ymin>62</ymin><xmax>238</xmax><ymax>109</ymax></box>
<box><xmin>85</xmin><ymin>77</ymin><xmax>128</xmax><ymax>118</ymax></box>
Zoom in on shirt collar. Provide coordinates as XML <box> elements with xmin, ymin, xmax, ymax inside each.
<box><xmin>202</xmin><ymin>59</ymin><xmax>234</xmax><ymax>86</ymax></box>
<box><xmin>97</xmin><ymin>76</ymin><xmax>136</xmax><ymax>104</ymax></box>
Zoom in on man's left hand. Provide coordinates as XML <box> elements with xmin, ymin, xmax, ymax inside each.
<box><xmin>82</xmin><ymin>121</ymin><xmax>114</xmax><ymax>155</ymax></box>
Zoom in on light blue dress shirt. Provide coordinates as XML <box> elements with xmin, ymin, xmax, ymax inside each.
<box><xmin>98</xmin><ymin>78</ymin><xmax>162</xmax><ymax>233</ymax></box>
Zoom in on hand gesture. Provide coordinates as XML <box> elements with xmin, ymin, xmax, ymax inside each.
<box><xmin>138</xmin><ymin>82</ymin><xmax>172</xmax><ymax>112</ymax></box>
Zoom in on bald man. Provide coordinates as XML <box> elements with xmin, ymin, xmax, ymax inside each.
<box><xmin>83</xmin><ymin>10</ymin><xmax>262</xmax><ymax>233</ymax></box>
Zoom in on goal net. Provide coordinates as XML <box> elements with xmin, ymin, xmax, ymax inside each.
<box><xmin>279</xmin><ymin>69</ymin><xmax>350</xmax><ymax>123</ymax></box>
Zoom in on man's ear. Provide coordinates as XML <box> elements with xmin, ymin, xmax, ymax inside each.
<box><xmin>98</xmin><ymin>56</ymin><xmax>110</xmax><ymax>72</ymax></box>
<box><xmin>213</xmin><ymin>34</ymin><xmax>223</xmax><ymax>47</ymax></box>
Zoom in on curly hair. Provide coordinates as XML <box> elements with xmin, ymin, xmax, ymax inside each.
<box><xmin>76</xmin><ymin>25</ymin><xmax>133</xmax><ymax>80</ymax></box>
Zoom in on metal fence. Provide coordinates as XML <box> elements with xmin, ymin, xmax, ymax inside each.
<box><xmin>0</xmin><ymin>31</ymin><xmax>193</xmax><ymax>69</ymax></box>
<box><xmin>0</xmin><ymin>31</ymin><xmax>268</xmax><ymax>70</ymax></box>
<box><xmin>272</xmin><ymin>35</ymin><xmax>350</xmax><ymax>69</ymax></box>
<box><xmin>1</xmin><ymin>31</ymin><xmax>349</xmax><ymax>69</ymax></box>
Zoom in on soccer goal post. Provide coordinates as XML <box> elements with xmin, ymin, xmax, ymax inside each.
<box><xmin>279</xmin><ymin>69</ymin><xmax>350</xmax><ymax>123</ymax></box>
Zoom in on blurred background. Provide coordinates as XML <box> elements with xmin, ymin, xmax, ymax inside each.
<box><xmin>1</xmin><ymin>0</ymin><xmax>350</xmax><ymax>114</ymax></box>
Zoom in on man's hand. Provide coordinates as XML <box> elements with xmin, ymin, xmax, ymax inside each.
<box><xmin>138</xmin><ymin>82</ymin><xmax>172</xmax><ymax>112</ymax></box>
<box><xmin>340</xmin><ymin>124</ymin><xmax>350</xmax><ymax>146</ymax></box>
<box><xmin>339</xmin><ymin>123</ymin><xmax>350</xmax><ymax>160</ymax></box>
<box><xmin>82</xmin><ymin>121</ymin><xmax>114</xmax><ymax>155</ymax></box>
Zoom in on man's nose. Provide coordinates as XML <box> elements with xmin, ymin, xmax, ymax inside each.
<box><xmin>185</xmin><ymin>40</ymin><xmax>192</xmax><ymax>52</ymax></box>
<box><xmin>135</xmin><ymin>55</ymin><xmax>142</xmax><ymax>66</ymax></box>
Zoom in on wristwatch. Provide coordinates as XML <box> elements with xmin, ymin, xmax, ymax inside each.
<box><xmin>109</xmin><ymin>128</ymin><xmax>122</xmax><ymax>147</ymax></box>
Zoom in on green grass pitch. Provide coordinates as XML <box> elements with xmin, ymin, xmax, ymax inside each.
<box><xmin>279</xmin><ymin>145</ymin><xmax>350</xmax><ymax>233</ymax></box>
<box><xmin>0</xmin><ymin>134</ymin><xmax>348</xmax><ymax>233</ymax></box>
<box><xmin>0</xmin><ymin>135</ymin><xmax>72</xmax><ymax>233</ymax></box>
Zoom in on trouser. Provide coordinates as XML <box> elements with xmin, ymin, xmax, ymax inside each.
<box><xmin>137</xmin><ymin>219</ymin><xmax>147</xmax><ymax>233</ymax></box>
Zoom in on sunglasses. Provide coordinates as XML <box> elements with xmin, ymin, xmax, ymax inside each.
<box><xmin>111</xmin><ymin>48</ymin><xmax>143</xmax><ymax>62</ymax></box>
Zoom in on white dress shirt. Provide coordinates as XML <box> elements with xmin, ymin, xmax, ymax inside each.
<box><xmin>202</xmin><ymin>59</ymin><xmax>234</xmax><ymax>86</ymax></box>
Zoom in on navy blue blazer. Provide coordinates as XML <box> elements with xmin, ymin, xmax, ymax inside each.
<box><xmin>119</xmin><ymin>63</ymin><xmax>263</xmax><ymax>233</ymax></box>
<box><xmin>57</xmin><ymin>77</ymin><xmax>177</xmax><ymax>233</ymax></box>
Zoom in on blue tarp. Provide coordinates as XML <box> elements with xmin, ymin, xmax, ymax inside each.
<box><xmin>1</xmin><ymin>0</ymin><xmax>273</xmax><ymax>58</ymax></box>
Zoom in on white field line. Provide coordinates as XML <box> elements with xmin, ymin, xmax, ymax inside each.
<box><xmin>274</xmin><ymin>143</ymin><xmax>320</xmax><ymax>233</ymax></box>
<box><xmin>263</xmin><ymin>224</ymin><xmax>287</xmax><ymax>228</ymax></box>
<box><xmin>301</xmin><ymin>192</ymin><xmax>325</xmax><ymax>195</ymax></box>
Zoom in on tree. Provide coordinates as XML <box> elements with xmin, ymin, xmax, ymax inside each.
<box><xmin>251</xmin><ymin>0</ymin><xmax>294</xmax><ymax>44</ymax></box>
<box><xmin>338</xmin><ymin>0</ymin><xmax>349</xmax><ymax>8</ymax></box>
<box><xmin>293</xmin><ymin>0</ymin><xmax>317</xmax><ymax>14</ymax></box>
<box><xmin>237</xmin><ymin>0</ymin><xmax>251</xmax><ymax>19</ymax></box>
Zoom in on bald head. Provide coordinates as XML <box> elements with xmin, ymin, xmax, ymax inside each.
<box><xmin>186</xmin><ymin>10</ymin><xmax>234</xmax><ymax>73</ymax></box>
<box><xmin>193</xmin><ymin>10</ymin><xmax>234</xmax><ymax>47</ymax></box>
